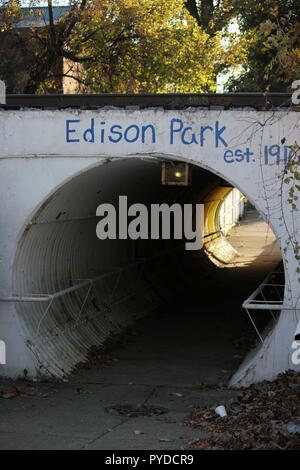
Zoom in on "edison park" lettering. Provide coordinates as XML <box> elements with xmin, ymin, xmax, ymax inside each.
<box><xmin>66</xmin><ymin>118</ymin><xmax>228</xmax><ymax>148</ymax></box>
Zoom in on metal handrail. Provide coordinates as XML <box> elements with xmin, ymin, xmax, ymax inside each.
<box><xmin>219</xmin><ymin>195</ymin><xmax>245</xmax><ymax>235</ymax></box>
<box><xmin>0</xmin><ymin>244</ymin><xmax>183</xmax><ymax>304</ymax></box>
<box><xmin>241</xmin><ymin>269</ymin><xmax>300</xmax><ymax>343</ymax></box>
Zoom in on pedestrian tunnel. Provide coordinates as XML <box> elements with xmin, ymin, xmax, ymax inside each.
<box><xmin>12</xmin><ymin>158</ymin><xmax>282</xmax><ymax>382</ymax></box>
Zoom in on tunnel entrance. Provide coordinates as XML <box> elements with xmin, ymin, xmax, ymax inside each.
<box><xmin>13</xmin><ymin>158</ymin><xmax>282</xmax><ymax>383</ymax></box>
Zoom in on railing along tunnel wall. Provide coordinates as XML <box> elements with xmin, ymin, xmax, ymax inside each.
<box><xmin>0</xmin><ymin>93</ymin><xmax>299</xmax><ymax>385</ymax></box>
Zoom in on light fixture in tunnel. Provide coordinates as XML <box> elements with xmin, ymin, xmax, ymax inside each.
<box><xmin>161</xmin><ymin>162</ymin><xmax>191</xmax><ymax>186</ymax></box>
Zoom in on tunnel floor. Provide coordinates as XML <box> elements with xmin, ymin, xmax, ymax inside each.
<box><xmin>71</xmin><ymin>208</ymin><xmax>281</xmax><ymax>388</ymax></box>
<box><xmin>0</xmin><ymin>210</ymin><xmax>281</xmax><ymax>450</ymax></box>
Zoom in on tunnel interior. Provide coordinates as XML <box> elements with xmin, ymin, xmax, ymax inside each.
<box><xmin>13</xmin><ymin>158</ymin><xmax>282</xmax><ymax>381</ymax></box>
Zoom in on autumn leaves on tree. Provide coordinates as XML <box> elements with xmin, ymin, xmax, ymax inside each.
<box><xmin>0</xmin><ymin>0</ymin><xmax>299</xmax><ymax>94</ymax></box>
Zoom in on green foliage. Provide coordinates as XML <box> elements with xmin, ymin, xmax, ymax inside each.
<box><xmin>185</xmin><ymin>0</ymin><xmax>240</xmax><ymax>37</ymax></box>
<box><xmin>226</xmin><ymin>1</ymin><xmax>300</xmax><ymax>92</ymax></box>
<box><xmin>0</xmin><ymin>0</ymin><xmax>225</xmax><ymax>93</ymax></box>
<box><xmin>0</xmin><ymin>0</ymin><xmax>21</xmax><ymax>32</ymax></box>
<box><xmin>282</xmin><ymin>142</ymin><xmax>300</xmax><ymax>279</ymax></box>
<box><xmin>73</xmin><ymin>0</ymin><xmax>221</xmax><ymax>93</ymax></box>
<box><xmin>1</xmin><ymin>0</ymin><xmax>299</xmax><ymax>94</ymax></box>
<box><xmin>260</xmin><ymin>11</ymin><xmax>300</xmax><ymax>86</ymax></box>
<box><xmin>0</xmin><ymin>2</ymin><xmax>37</xmax><ymax>93</ymax></box>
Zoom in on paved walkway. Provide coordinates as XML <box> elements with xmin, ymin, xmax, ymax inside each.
<box><xmin>0</xmin><ymin>211</ymin><xmax>281</xmax><ymax>450</ymax></box>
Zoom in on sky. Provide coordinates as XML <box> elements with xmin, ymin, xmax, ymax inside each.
<box><xmin>21</xmin><ymin>1</ymin><xmax>70</xmax><ymax>5</ymax></box>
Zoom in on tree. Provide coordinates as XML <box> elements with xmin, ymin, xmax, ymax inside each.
<box><xmin>0</xmin><ymin>1</ymin><xmax>36</xmax><ymax>93</ymax></box>
<box><xmin>225</xmin><ymin>1</ymin><xmax>300</xmax><ymax>92</ymax></box>
<box><xmin>0</xmin><ymin>0</ymin><xmax>225</xmax><ymax>94</ymax></box>
<box><xmin>182</xmin><ymin>1</ymin><xmax>251</xmax><ymax>88</ymax></box>
<box><xmin>23</xmin><ymin>0</ymin><xmax>90</xmax><ymax>93</ymax></box>
<box><xmin>75</xmin><ymin>0</ymin><xmax>222</xmax><ymax>93</ymax></box>
<box><xmin>184</xmin><ymin>0</ymin><xmax>237</xmax><ymax>36</ymax></box>
<box><xmin>260</xmin><ymin>9</ymin><xmax>300</xmax><ymax>86</ymax></box>
<box><xmin>4</xmin><ymin>0</ymin><xmax>288</xmax><ymax>94</ymax></box>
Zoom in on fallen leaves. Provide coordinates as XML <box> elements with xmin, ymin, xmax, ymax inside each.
<box><xmin>185</xmin><ymin>370</ymin><xmax>300</xmax><ymax>450</ymax></box>
<box><xmin>0</xmin><ymin>388</ymin><xmax>19</xmax><ymax>399</ymax></box>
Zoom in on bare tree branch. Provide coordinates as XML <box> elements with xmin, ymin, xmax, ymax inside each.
<box><xmin>47</xmin><ymin>0</ymin><xmax>56</xmax><ymax>45</ymax></box>
<box><xmin>60</xmin><ymin>0</ymin><xmax>87</xmax><ymax>42</ymax></box>
<box><xmin>61</xmin><ymin>48</ymin><xmax>94</xmax><ymax>63</ymax></box>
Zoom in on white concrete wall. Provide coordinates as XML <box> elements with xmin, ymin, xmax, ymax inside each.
<box><xmin>0</xmin><ymin>107</ymin><xmax>299</xmax><ymax>383</ymax></box>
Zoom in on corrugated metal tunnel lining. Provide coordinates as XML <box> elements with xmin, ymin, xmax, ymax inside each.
<box><xmin>12</xmin><ymin>158</ymin><xmax>281</xmax><ymax>379</ymax></box>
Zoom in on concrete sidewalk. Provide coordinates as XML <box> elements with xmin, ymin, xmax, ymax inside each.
<box><xmin>0</xmin><ymin>379</ymin><xmax>240</xmax><ymax>450</ymax></box>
